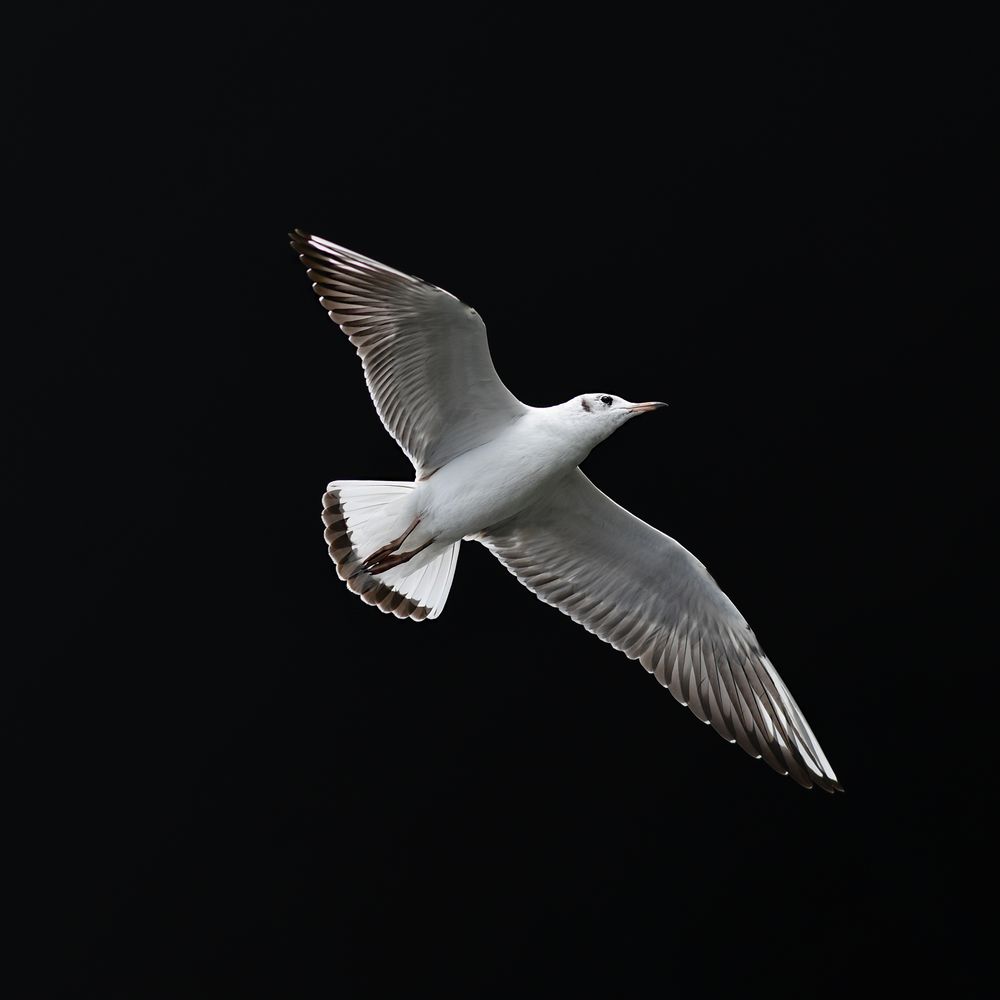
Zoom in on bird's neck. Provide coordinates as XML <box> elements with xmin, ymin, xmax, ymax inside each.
<box><xmin>530</xmin><ymin>404</ymin><xmax>604</xmax><ymax>468</ymax></box>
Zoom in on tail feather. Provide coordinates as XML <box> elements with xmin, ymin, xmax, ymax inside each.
<box><xmin>322</xmin><ymin>480</ymin><xmax>460</xmax><ymax>621</ymax></box>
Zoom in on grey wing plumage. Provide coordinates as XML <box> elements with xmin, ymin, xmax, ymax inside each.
<box><xmin>290</xmin><ymin>231</ymin><xmax>527</xmax><ymax>477</ymax></box>
<box><xmin>478</xmin><ymin>469</ymin><xmax>842</xmax><ymax>792</ymax></box>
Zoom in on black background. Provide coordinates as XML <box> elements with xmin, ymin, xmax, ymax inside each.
<box><xmin>8</xmin><ymin>4</ymin><xmax>992</xmax><ymax>995</ymax></box>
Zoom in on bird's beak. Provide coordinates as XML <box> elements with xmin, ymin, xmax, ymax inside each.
<box><xmin>626</xmin><ymin>401</ymin><xmax>668</xmax><ymax>414</ymax></box>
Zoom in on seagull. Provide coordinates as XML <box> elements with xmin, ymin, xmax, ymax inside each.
<box><xmin>289</xmin><ymin>230</ymin><xmax>842</xmax><ymax>792</ymax></box>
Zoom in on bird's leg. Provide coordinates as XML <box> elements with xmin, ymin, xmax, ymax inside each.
<box><xmin>365</xmin><ymin>538</ymin><xmax>434</xmax><ymax>576</ymax></box>
<box><xmin>358</xmin><ymin>517</ymin><xmax>420</xmax><ymax>572</ymax></box>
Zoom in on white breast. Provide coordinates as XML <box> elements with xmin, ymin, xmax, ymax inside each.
<box><xmin>415</xmin><ymin>408</ymin><xmax>581</xmax><ymax>544</ymax></box>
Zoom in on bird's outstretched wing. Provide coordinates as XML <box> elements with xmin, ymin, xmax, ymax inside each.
<box><xmin>478</xmin><ymin>469</ymin><xmax>841</xmax><ymax>791</ymax></box>
<box><xmin>290</xmin><ymin>231</ymin><xmax>527</xmax><ymax>477</ymax></box>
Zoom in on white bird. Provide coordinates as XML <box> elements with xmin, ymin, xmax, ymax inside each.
<box><xmin>290</xmin><ymin>230</ymin><xmax>842</xmax><ymax>792</ymax></box>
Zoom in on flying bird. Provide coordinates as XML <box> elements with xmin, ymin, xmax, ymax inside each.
<box><xmin>290</xmin><ymin>230</ymin><xmax>842</xmax><ymax>792</ymax></box>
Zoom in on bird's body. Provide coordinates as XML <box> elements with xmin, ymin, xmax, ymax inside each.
<box><xmin>290</xmin><ymin>230</ymin><xmax>843</xmax><ymax>792</ymax></box>
<box><xmin>386</xmin><ymin>399</ymin><xmax>632</xmax><ymax>557</ymax></box>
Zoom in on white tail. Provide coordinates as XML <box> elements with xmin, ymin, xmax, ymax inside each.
<box><xmin>322</xmin><ymin>480</ymin><xmax>460</xmax><ymax>621</ymax></box>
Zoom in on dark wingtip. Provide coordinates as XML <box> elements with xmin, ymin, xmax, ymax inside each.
<box><xmin>788</xmin><ymin>760</ymin><xmax>844</xmax><ymax>794</ymax></box>
<box><xmin>289</xmin><ymin>228</ymin><xmax>313</xmax><ymax>253</ymax></box>
<box><xmin>813</xmin><ymin>775</ymin><xmax>845</xmax><ymax>794</ymax></box>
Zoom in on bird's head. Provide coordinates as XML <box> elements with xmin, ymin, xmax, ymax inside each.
<box><xmin>561</xmin><ymin>393</ymin><xmax>667</xmax><ymax>452</ymax></box>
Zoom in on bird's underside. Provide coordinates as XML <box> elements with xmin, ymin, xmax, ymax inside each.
<box><xmin>290</xmin><ymin>229</ymin><xmax>843</xmax><ymax>792</ymax></box>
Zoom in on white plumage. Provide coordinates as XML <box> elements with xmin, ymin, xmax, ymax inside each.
<box><xmin>291</xmin><ymin>230</ymin><xmax>842</xmax><ymax>792</ymax></box>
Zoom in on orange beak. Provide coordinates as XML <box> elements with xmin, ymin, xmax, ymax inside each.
<box><xmin>626</xmin><ymin>401</ymin><xmax>668</xmax><ymax>414</ymax></box>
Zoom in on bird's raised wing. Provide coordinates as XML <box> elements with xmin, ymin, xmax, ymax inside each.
<box><xmin>478</xmin><ymin>469</ymin><xmax>841</xmax><ymax>791</ymax></box>
<box><xmin>290</xmin><ymin>231</ymin><xmax>527</xmax><ymax>477</ymax></box>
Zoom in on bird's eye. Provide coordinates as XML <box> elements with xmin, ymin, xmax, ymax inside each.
<box><xmin>601</xmin><ymin>395</ymin><xmax>613</xmax><ymax>406</ymax></box>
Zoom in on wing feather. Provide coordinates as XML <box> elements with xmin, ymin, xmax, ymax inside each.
<box><xmin>290</xmin><ymin>231</ymin><xmax>526</xmax><ymax>475</ymax></box>
<box><xmin>479</xmin><ymin>469</ymin><xmax>842</xmax><ymax>791</ymax></box>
